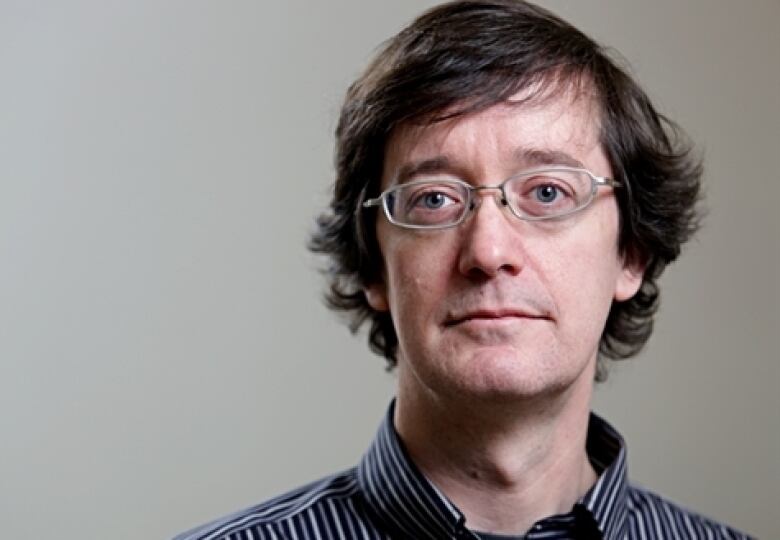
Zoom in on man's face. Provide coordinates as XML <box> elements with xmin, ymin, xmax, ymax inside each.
<box><xmin>365</xmin><ymin>88</ymin><xmax>642</xmax><ymax>402</ymax></box>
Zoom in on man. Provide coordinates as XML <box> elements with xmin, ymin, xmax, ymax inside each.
<box><xmin>177</xmin><ymin>1</ymin><xmax>751</xmax><ymax>538</ymax></box>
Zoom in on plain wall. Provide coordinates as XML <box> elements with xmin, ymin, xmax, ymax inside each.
<box><xmin>1</xmin><ymin>1</ymin><xmax>777</xmax><ymax>538</ymax></box>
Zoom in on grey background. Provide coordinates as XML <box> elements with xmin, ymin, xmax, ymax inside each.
<box><xmin>1</xmin><ymin>1</ymin><xmax>777</xmax><ymax>539</ymax></box>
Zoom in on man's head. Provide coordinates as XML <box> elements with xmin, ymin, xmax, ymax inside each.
<box><xmin>310</xmin><ymin>0</ymin><xmax>701</xmax><ymax>381</ymax></box>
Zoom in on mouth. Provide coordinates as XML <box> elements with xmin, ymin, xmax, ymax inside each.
<box><xmin>444</xmin><ymin>309</ymin><xmax>551</xmax><ymax>327</ymax></box>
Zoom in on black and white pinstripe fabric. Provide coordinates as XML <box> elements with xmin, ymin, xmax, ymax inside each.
<box><xmin>175</xmin><ymin>403</ymin><xmax>752</xmax><ymax>540</ymax></box>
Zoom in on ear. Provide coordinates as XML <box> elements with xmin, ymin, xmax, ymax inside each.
<box><xmin>614</xmin><ymin>257</ymin><xmax>645</xmax><ymax>302</ymax></box>
<box><xmin>364</xmin><ymin>282</ymin><xmax>389</xmax><ymax>312</ymax></box>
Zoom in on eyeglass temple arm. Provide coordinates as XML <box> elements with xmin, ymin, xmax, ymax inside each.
<box><xmin>362</xmin><ymin>197</ymin><xmax>382</xmax><ymax>207</ymax></box>
<box><xmin>597</xmin><ymin>176</ymin><xmax>621</xmax><ymax>188</ymax></box>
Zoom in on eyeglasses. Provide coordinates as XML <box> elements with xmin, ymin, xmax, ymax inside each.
<box><xmin>362</xmin><ymin>166</ymin><xmax>620</xmax><ymax>229</ymax></box>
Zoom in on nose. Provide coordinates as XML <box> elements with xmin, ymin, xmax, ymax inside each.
<box><xmin>457</xmin><ymin>191</ymin><xmax>526</xmax><ymax>279</ymax></box>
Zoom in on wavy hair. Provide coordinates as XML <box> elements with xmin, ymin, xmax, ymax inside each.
<box><xmin>309</xmin><ymin>0</ymin><xmax>702</xmax><ymax>380</ymax></box>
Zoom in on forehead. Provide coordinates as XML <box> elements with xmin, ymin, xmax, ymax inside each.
<box><xmin>382</xmin><ymin>87</ymin><xmax>606</xmax><ymax>186</ymax></box>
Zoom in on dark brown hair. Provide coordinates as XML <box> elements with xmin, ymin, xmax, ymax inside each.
<box><xmin>310</xmin><ymin>0</ymin><xmax>702</xmax><ymax>379</ymax></box>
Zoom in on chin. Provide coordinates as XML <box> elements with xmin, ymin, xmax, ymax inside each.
<box><xmin>439</xmin><ymin>346</ymin><xmax>585</xmax><ymax>401</ymax></box>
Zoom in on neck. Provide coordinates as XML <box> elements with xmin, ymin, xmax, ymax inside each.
<box><xmin>394</xmin><ymin>362</ymin><xmax>598</xmax><ymax>536</ymax></box>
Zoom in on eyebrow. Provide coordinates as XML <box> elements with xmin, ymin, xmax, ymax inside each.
<box><xmin>391</xmin><ymin>148</ymin><xmax>586</xmax><ymax>185</ymax></box>
<box><xmin>516</xmin><ymin>148</ymin><xmax>585</xmax><ymax>169</ymax></box>
<box><xmin>393</xmin><ymin>156</ymin><xmax>456</xmax><ymax>185</ymax></box>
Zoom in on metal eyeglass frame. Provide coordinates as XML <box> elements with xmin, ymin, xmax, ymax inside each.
<box><xmin>361</xmin><ymin>166</ymin><xmax>622</xmax><ymax>230</ymax></box>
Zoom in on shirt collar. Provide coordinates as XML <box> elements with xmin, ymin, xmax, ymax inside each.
<box><xmin>356</xmin><ymin>401</ymin><xmax>466</xmax><ymax>539</ymax></box>
<box><xmin>580</xmin><ymin>413</ymin><xmax>630</xmax><ymax>540</ymax></box>
<box><xmin>356</xmin><ymin>400</ymin><xmax>630</xmax><ymax>539</ymax></box>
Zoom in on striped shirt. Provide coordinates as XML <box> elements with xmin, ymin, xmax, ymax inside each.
<box><xmin>175</xmin><ymin>402</ymin><xmax>752</xmax><ymax>539</ymax></box>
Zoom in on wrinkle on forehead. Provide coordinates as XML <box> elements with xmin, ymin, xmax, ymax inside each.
<box><xmin>382</xmin><ymin>80</ymin><xmax>605</xmax><ymax>187</ymax></box>
<box><xmin>398</xmin><ymin>71</ymin><xmax>602</xmax><ymax>136</ymax></box>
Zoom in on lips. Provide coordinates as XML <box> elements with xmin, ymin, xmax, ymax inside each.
<box><xmin>444</xmin><ymin>308</ymin><xmax>551</xmax><ymax>327</ymax></box>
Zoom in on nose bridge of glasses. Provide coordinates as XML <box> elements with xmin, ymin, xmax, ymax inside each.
<box><xmin>469</xmin><ymin>184</ymin><xmax>509</xmax><ymax>211</ymax></box>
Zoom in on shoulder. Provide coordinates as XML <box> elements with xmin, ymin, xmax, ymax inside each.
<box><xmin>624</xmin><ymin>484</ymin><xmax>753</xmax><ymax>539</ymax></box>
<box><xmin>173</xmin><ymin>468</ymin><xmax>361</xmax><ymax>540</ymax></box>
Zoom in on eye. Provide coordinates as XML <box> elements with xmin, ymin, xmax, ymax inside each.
<box><xmin>404</xmin><ymin>183</ymin><xmax>463</xmax><ymax>211</ymax></box>
<box><xmin>534</xmin><ymin>184</ymin><xmax>561</xmax><ymax>203</ymax></box>
<box><xmin>505</xmin><ymin>172</ymin><xmax>580</xmax><ymax>218</ymax></box>
<box><xmin>417</xmin><ymin>191</ymin><xmax>454</xmax><ymax>209</ymax></box>
<box><xmin>394</xmin><ymin>181</ymin><xmax>467</xmax><ymax>226</ymax></box>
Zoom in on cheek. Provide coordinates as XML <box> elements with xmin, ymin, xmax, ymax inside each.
<box><xmin>386</xmin><ymin>240</ymin><xmax>451</xmax><ymax>299</ymax></box>
<box><xmin>534</xmin><ymin>218</ymin><xmax>623</xmax><ymax>334</ymax></box>
<box><xmin>381</xmin><ymin>236</ymin><xmax>459</xmax><ymax>330</ymax></box>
